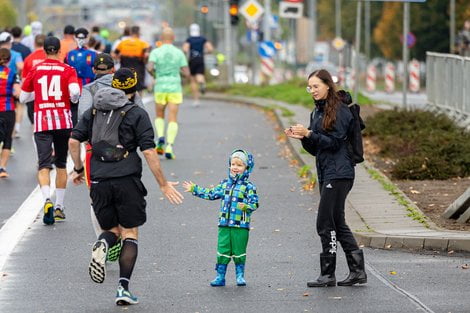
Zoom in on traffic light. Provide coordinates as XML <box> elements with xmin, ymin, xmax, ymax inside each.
<box><xmin>229</xmin><ymin>0</ymin><xmax>239</xmax><ymax>26</ymax></box>
<box><xmin>81</xmin><ymin>7</ymin><xmax>90</xmax><ymax>21</ymax></box>
<box><xmin>200</xmin><ymin>4</ymin><xmax>209</xmax><ymax>14</ymax></box>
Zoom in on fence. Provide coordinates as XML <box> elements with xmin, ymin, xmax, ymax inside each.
<box><xmin>426</xmin><ymin>52</ymin><xmax>470</xmax><ymax>129</ymax></box>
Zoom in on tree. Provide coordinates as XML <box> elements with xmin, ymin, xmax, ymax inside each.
<box><xmin>373</xmin><ymin>2</ymin><xmax>402</xmax><ymax>60</ymax></box>
<box><xmin>410</xmin><ymin>0</ymin><xmax>450</xmax><ymax>60</ymax></box>
<box><xmin>0</xmin><ymin>0</ymin><xmax>17</xmax><ymax>28</ymax></box>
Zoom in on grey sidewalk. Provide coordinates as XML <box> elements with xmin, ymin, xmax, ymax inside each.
<box><xmin>205</xmin><ymin>92</ymin><xmax>470</xmax><ymax>253</ymax></box>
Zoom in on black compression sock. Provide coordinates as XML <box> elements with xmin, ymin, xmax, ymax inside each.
<box><xmin>98</xmin><ymin>231</ymin><xmax>118</xmax><ymax>248</ymax></box>
<box><xmin>119</xmin><ymin>238</ymin><xmax>138</xmax><ymax>290</ymax></box>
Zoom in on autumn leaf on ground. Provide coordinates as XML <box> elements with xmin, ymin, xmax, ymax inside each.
<box><xmin>303</xmin><ymin>181</ymin><xmax>316</xmax><ymax>191</ymax></box>
<box><xmin>303</xmin><ymin>293</ymin><xmax>309</xmax><ymax>297</ymax></box>
<box><xmin>289</xmin><ymin>159</ymin><xmax>299</xmax><ymax>167</ymax></box>
<box><xmin>410</xmin><ymin>190</ymin><xmax>420</xmax><ymax>194</ymax></box>
<box><xmin>389</xmin><ymin>271</ymin><xmax>397</xmax><ymax>275</ymax></box>
<box><xmin>277</xmin><ymin>134</ymin><xmax>287</xmax><ymax>143</ymax></box>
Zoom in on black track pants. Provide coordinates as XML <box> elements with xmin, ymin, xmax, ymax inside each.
<box><xmin>316</xmin><ymin>179</ymin><xmax>359</xmax><ymax>254</ymax></box>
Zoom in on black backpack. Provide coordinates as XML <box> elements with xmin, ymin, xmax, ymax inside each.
<box><xmin>91</xmin><ymin>104</ymin><xmax>136</xmax><ymax>162</ymax></box>
<box><xmin>347</xmin><ymin>102</ymin><xmax>366</xmax><ymax>164</ymax></box>
<box><xmin>337</xmin><ymin>90</ymin><xmax>365</xmax><ymax>164</ymax></box>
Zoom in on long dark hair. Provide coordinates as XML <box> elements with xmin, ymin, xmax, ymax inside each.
<box><xmin>308</xmin><ymin>69</ymin><xmax>340</xmax><ymax>131</ymax></box>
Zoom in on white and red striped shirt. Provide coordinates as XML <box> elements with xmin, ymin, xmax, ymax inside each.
<box><xmin>21</xmin><ymin>59</ymin><xmax>79</xmax><ymax>133</ymax></box>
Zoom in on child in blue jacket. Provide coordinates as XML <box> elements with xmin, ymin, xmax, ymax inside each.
<box><xmin>183</xmin><ymin>149</ymin><xmax>259</xmax><ymax>286</ymax></box>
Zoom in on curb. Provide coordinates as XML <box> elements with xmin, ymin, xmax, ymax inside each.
<box><xmin>204</xmin><ymin>93</ymin><xmax>470</xmax><ymax>253</ymax></box>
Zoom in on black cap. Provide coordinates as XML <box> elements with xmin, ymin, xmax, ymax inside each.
<box><xmin>93</xmin><ymin>53</ymin><xmax>114</xmax><ymax>71</ymax></box>
<box><xmin>112</xmin><ymin>68</ymin><xmax>138</xmax><ymax>94</ymax></box>
<box><xmin>43</xmin><ymin>36</ymin><xmax>61</xmax><ymax>54</ymax></box>
<box><xmin>64</xmin><ymin>25</ymin><xmax>75</xmax><ymax>35</ymax></box>
<box><xmin>75</xmin><ymin>27</ymin><xmax>89</xmax><ymax>39</ymax></box>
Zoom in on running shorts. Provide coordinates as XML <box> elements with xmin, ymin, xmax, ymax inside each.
<box><xmin>90</xmin><ymin>175</ymin><xmax>148</xmax><ymax>230</ymax></box>
<box><xmin>189</xmin><ymin>56</ymin><xmax>205</xmax><ymax>75</ymax></box>
<box><xmin>34</xmin><ymin>129</ymin><xmax>71</xmax><ymax>170</ymax></box>
<box><xmin>154</xmin><ymin>92</ymin><xmax>183</xmax><ymax>105</ymax></box>
<box><xmin>0</xmin><ymin>111</ymin><xmax>15</xmax><ymax>150</ymax></box>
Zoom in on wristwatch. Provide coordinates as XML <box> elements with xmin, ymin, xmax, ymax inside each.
<box><xmin>74</xmin><ymin>166</ymin><xmax>84</xmax><ymax>174</ymax></box>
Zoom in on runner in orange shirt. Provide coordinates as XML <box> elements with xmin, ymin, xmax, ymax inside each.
<box><xmin>59</xmin><ymin>25</ymin><xmax>77</xmax><ymax>62</ymax></box>
<box><xmin>114</xmin><ymin>26</ymin><xmax>149</xmax><ymax>92</ymax></box>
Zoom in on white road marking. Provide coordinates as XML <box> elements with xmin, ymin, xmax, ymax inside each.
<box><xmin>0</xmin><ymin>156</ymin><xmax>74</xmax><ymax>276</ymax></box>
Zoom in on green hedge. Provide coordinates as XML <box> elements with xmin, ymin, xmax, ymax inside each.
<box><xmin>364</xmin><ymin>109</ymin><xmax>470</xmax><ymax>180</ymax></box>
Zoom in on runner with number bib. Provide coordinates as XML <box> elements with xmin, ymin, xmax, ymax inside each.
<box><xmin>20</xmin><ymin>36</ymin><xmax>80</xmax><ymax>225</ymax></box>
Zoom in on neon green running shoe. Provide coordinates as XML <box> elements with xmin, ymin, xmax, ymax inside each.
<box><xmin>165</xmin><ymin>144</ymin><xmax>175</xmax><ymax>160</ymax></box>
<box><xmin>156</xmin><ymin>137</ymin><xmax>165</xmax><ymax>155</ymax></box>
<box><xmin>107</xmin><ymin>238</ymin><xmax>122</xmax><ymax>262</ymax></box>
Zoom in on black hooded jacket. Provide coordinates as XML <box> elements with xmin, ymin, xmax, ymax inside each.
<box><xmin>300</xmin><ymin>95</ymin><xmax>355</xmax><ymax>184</ymax></box>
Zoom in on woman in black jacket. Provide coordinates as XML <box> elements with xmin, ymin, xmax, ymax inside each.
<box><xmin>285</xmin><ymin>69</ymin><xmax>367</xmax><ymax>287</ymax></box>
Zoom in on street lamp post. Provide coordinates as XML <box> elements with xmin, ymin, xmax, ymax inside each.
<box><xmin>353</xmin><ymin>0</ymin><xmax>362</xmax><ymax>103</ymax></box>
<box><xmin>402</xmin><ymin>2</ymin><xmax>410</xmax><ymax>110</ymax></box>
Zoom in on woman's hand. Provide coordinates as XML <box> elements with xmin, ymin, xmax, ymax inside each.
<box><xmin>285</xmin><ymin>124</ymin><xmax>309</xmax><ymax>139</ymax></box>
<box><xmin>182</xmin><ymin>181</ymin><xmax>194</xmax><ymax>192</ymax></box>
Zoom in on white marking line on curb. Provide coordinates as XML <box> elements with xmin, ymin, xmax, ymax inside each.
<box><xmin>366</xmin><ymin>262</ymin><xmax>436</xmax><ymax>313</ymax></box>
<box><xmin>0</xmin><ymin>156</ymin><xmax>74</xmax><ymax>276</ymax></box>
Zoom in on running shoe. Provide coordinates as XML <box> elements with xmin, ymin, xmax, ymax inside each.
<box><xmin>0</xmin><ymin>168</ymin><xmax>9</xmax><ymax>178</ymax></box>
<box><xmin>43</xmin><ymin>199</ymin><xmax>55</xmax><ymax>225</ymax></box>
<box><xmin>88</xmin><ymin>239</ymin><xmax>108</xmax><ymax>283</ymax></box>
<box><xmin>155</xmin><ymin>137</ymin><xmax>165</xmax><ymax>155</ymax></box>
<box><xmin>164</xmin><ymin>144</ymin><xmax>175</xmax><ymax>160</ymax></box>
<box><xmin>54</xmin><ymin>205</ymin><xmax>66</xmax><ymax>221</ymax></box>
<box><xmin>107</xmin><ymin>238</ymin><xmax>122</xmax><ymax>262</ymax></box>
<box><xmin>115</xmin><ymin>285</ymin><xmax>139</xmax><ymax>305</ymax></box>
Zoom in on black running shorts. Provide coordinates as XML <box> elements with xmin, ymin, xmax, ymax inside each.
<box><xmin>34</xmin><ymin>129</ymin><xmax>71</xmax><ymax>170</ymax></box>
<box><xmin>90</xmin><ymin>175</ymin><xmax>148</xmax><ymax>230</ymax></box>
<box><xmin>0</xmin><ymin>111</ymin><xmax>15</xmax><ymax>149</ymax></box>
<box><xmin>189</xmin><ymin>56</ymin><xmax>205</xmax><ymax>75</ymax></box>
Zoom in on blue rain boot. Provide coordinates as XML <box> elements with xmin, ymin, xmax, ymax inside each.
<box><xmin>210</xmin><ymin>264</ymin><xmax>227</xmax><ymax>287</ymax></box>
<box><xmin>235</xmin><ymin>264</ymin><xmax>246</xmax><ymax>286</ymax></box>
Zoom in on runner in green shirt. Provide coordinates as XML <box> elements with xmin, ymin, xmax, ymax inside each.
<box><xmin>147</xmin><ymin>27</ymin><xmax>189</xmax><ymax>159</ymax></box>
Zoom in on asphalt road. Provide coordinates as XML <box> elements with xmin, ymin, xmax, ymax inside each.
<box><xmin>0</xmin><ymin>97</ymin><xmax>469</xmax><ymax>313</ymax></box>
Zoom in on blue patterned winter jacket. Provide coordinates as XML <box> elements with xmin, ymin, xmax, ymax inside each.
<box><xmin>191</xmin><ymin>150</ymin><xmax>259</xmax><ymax>229</ymax></box>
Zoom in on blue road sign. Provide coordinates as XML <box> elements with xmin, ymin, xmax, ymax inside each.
<box><xmin>368</xmin><ymin>0</ymin><xmax>426</xmax><ymax>2</ymax></box>
<box><xmin>259</xmin><ymin>41</ymin><xmax>276</xmax><ymax>58</ymax></box>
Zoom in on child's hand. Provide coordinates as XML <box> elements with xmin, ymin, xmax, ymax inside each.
<box><xmin>237</xmin><ymin>202</ymin><xmax>248</xmax><ymax>211</ymax></box>
<box><xmin>182</xmin><ymin>181</ymin><xmax>194</xmax><ymax>192</ymax></box>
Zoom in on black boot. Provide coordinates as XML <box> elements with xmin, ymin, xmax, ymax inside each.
<box><xmin>307</xmin><ymin>253</ymin><xmax>336</xmax><ymax>287</ymax></box>
<box><xmin>337</xmin><ymin>249</ymin><xmax>367</xmax><ymax>286</ymax></box>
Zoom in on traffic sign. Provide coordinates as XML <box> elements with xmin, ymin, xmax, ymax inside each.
<box><xmin>279</xmin><ymin>1</ymin><xmax>303</xmax><ymax>19</ymax></box>
<box><xmin>366</xmin><ymin>0</ymin><xmax>425</xmax><ymax>2</ymax></box>
<box><xmin>240</xmin><ymin>0</ymin><xmax>264</xmax><ymax>23</ymax></box>
<box><xmin>259</xmin><ymin>41</ymin><xmax>276</xmax><ymax>58</ymax></box>
<box><xmin>400</xmin><ymin>32</ymin><xmax>417</xmax><ymax>48</ymax></box>
<box><xmin>332</xmin><ymin>37</ymin><xmax>346</xmax><ymax>51</ymax></box>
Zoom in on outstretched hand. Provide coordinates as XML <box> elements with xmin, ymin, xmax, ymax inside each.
<box><xmin>161</xmin><ymin>181</ymin><xmax>184</xmax><ymax>204</ymax></box>
<box><xmin>182</xmin><ymin>181</ymin><xmax>194</xmax><ymax>192</ymax></box>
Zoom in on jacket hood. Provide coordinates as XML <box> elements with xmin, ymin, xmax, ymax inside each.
<box><xmin>227</xmin><ymin>149</ymin><xmax>254</xmax><ymax>182</ymax></box>
<box><xmin>337</xmin><ymin>90</ymin><xmax>353</xmax><ymax>105</ymax></box>
<box><xmin>94</xmin><ymin>73</ymin><xmax>113</xmax><ymax>84</ymax></box>
<box><xmin>93</xmin><ymin>87</ymin><xmax>129</xmax><ymax>111</ymax></box>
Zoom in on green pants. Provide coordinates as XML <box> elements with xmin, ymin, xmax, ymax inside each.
<box><xmin>216</xmin><ymin>227</ymin><xmax>249</xmax><ymax>265</ymax></box>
